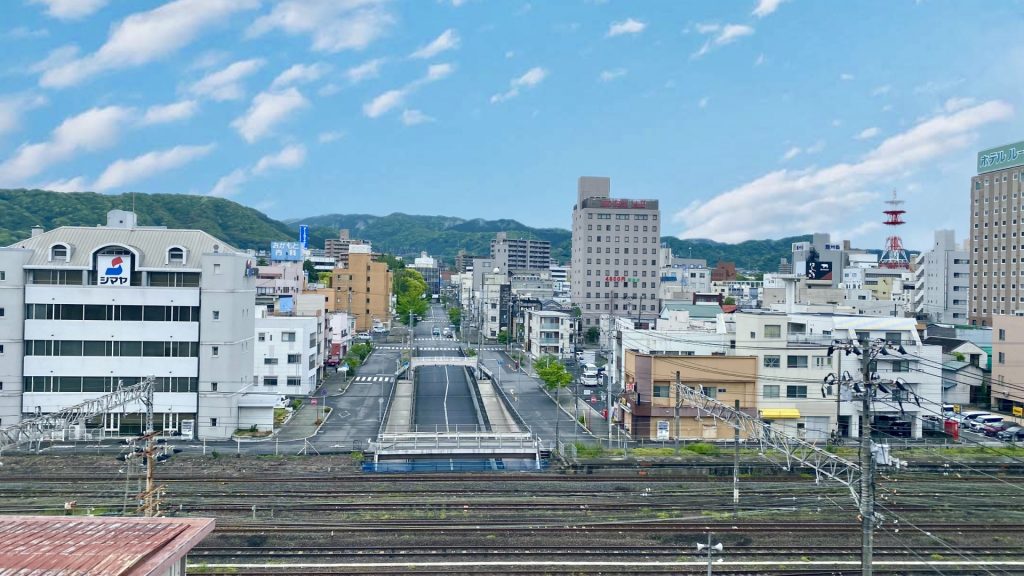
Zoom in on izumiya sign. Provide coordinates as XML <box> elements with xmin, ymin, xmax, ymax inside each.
<box><xmin>978</xmin><ymin>141</ymin><xmax>1024</xmax><ymax>174</ymax></box>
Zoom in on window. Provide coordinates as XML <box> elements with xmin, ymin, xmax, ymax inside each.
<box><xmin>702</xmin><ymin>386</ymin><xmax>717</xmax><ymax>399</ymax></box>
<box><xmin>287</xmin><ymin>353</ymin><xmax>301</xmax><ymax>364</ymax></box>
<box><xmin>786</xmin><ymin>385</ymin><xmax>808</xmax><ymax>398</ymax></box>
<box><xmin>167</xmin><ymin>247</ymin><xmax>185</xmax><ymax>264</ymax></box>
<box><xmin>763</xmin><ymin>385</ymin><xmax>780</xmax><ymax>398</ymax></box>
<box><xmin>211</xmin><ymin>383</ymin><xmax>218</xmax><ymax>392</ymax></box>
<box><xmin>999</xmin><ymin>328</ymin><xmax>1006</xmax><ymax>341</ymax></box>
<box><xmin>212</xmin><ymin>310</ymin><xmax>220</xmax><ymax>320</ymax></box>
<box><xmin>787</xmin><ymin>355</ymin><xmax>808</xmax><ymax>368</ymax></box>
<box><xmin>214</xmin><ymin>263</ymin><xmax>222</xmax><ymax>275</ymax></box>
<box><xmin>282</xmin><ymin>332</ymin><xmax>296</xmax><ymax>342</ymax></box>
<box><xmin>998</xmin><ymin>352</ymin><xmax>1005</xmax><ymax>364</ymax></box>
<box><xmin>891</xmin><ymin>360</ymin><xmax>910</xmax><ymax>372</ymax></box>
<box><xmin>0</xmin><ymin>271</ymin><xmax>5</xmax><ymax>281</ymax></box>
<box><xmin>287</xmin><ymin>377</ymin><xmax>301</xmax><ymax>386</ymax></box>
<box><xmin>653</xmin><ymin>385</ymin><xmax>670</xmax><ymax>398</ymax></box>
<box><xmin>264</xmin><ymin>357</ymin><xmax>279</xmax><ymax>365</ymax></box>
<box><xmin>263</xmin><ymin>376</ymin><xmax>277</xmax><ymax>386</ymax></box>
<box><xmin>309</xmin><ymin>355</ymin><xmax>316</xmax><ymax>369</ymax></box>
<box><xmin>884</xmin><ymin>332</ymin><xmax>902</xmax><ymax>344</ymax></box>
<box><xmin>814</xmin><ymin>356</ymin><xmax>832</xmax><ymax>368</ymax></box>
<box><xmin>763</xmin><ymin>355</ymin><xmax>781</xmax><ymax>368</ymax></box>
<box><xmin>211</xmin><ymin>417</ymin><xmax>218</xmax><ymax>427</ymax></box>
<box><xmin>258</xmin><ymin>333</ymin><xmax>266</xmax><ymax>342</ymax></box>
<box><xmin>50</xmin><ymin>244</ymin><xmax>69</xmax><ymax>261</ymax></box>
<box><xmin>211</xmin><ymin>346</ymin><xmax>220</xmax><ymax>357</ymax></box>
<box><xmin>0</xmin><ymin>307</ymin><xmax>4</xmax><ymax>317</ymax></box>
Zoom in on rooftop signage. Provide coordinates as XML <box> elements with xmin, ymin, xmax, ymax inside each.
<box><xmin>978</xmin><ymin>141</ymin><xmax>1024</xmax><ymax>174</ymax></box>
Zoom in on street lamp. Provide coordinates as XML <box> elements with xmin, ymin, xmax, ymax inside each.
<box><xmin>696</xmin><ymin>534</ymin><xmax>723</xmax><ymax>576</ymax></box>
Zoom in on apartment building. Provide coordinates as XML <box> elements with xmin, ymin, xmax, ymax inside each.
<box><xmin>318</xmin><ymin>244</ymin><xmax>393</xmax><ymax>332</ymax></box>
<box><xmin>523</xmin><ymin>309</ymin><xmax>573</xmax><ymax>358</ymax></box>
<box><xmin>254</xmin><ymin>309</ymin><xmax>321</xmax><ymax>397</ymax></box>
<box><xmin>733</xmin><ymin>311</ymin><xmax>942</xmax><ymax>440</ymax></box>
<box><xmin>0</xmin><ymin>210</ymin><xmax>261</xmax><ymax>439</ymax></box>
<box><xmin>571</xmin><ymin>176</ymin><xmax>661</xmax><ymax>330</ymax></box>
<box><xmin>992</xmin><ymin>315</ymin><xmax>1024</xmax><ymax>414</ymax></box>
<box><xmin>324</xmin><ymin>229</ymin><xmax>362</xmax><ymax>270</ymax></box>
<box><xmin>491</xmin><ymin>231</ymin><xmax>551</xmax><ymax>273</ymax></box>
<box><xmin>621</xmin><ymin>352</ymin><xmax>758</xmax><ymax>440</ymax></box>
<box><xmin>970</xmin><ymin>140</ymin><xmax>1024</xmax><ymax>326</ymax></box>
<box><xmin>912</xmin><ymin>230</ymin><xmax>969</xmax><ymax>323</ymax></box>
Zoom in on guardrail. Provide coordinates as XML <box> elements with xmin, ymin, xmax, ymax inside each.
<box><xmin>479</xmin><ymin>364</ymin><xmax>531</xmax><ymax>434</ymax></box>
<box><xmin>465</xmin><ymin>367</ymin><xmax>492</xmax><ymax>431</ymax></box>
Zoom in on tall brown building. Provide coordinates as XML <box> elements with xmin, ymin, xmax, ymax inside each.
<box><xmin>970</xmin><ymin>140</ymin><xmax>1024</xmax><ymax>326</ymax></box>
<box><xmin>318</xmin><ymin>244</ymin><xmax>392</xmax><ymax>331</ymax></box>
<box><xmin>324</xmin><ymin>229</ymin><xmax>363</xmax><ymax>270</ymax></box>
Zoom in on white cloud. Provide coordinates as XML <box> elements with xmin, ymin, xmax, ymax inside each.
<box><xmin>248</xmin><ymin>0</ymin><xmax>393</xmax><ymax>53</ymax></box>
<box><xmin>490</xmin><ymin>66</ymin><xmax>547</xmax><ymax>103</ymax></box>
<box><xmin>754</xmin><ymin>53</ymin><xmax>765</xmax><ymax>66</ymax></box>
<box><xmin>840</xmin><ymin>73</ymin><xmax>854</xmax><ymax>81</ymax></box>
<box><xmin>232</xmin><ymin>87</ymin><xmax>310</xmax><ymax>143</ymax></box>
<box><xmin>346</xmin><ymin>58</ymin><xmax>385</xmax><ymax>83</ymax></box>
<box><xmin>401</xmin><ymin>109</ymin><xmax>435</xmax><ymax>126</ymax></box>
<box><xmin>38</xmin><ymin>0</ymin><xmax>260</xmax><ymax>88</ymax></box>
<box><xmin>190</xmin><ymin>58</ymin><xmax>264</xmax><ymax>102</ymax></box>
<box><xmin>698</xmin><ymin>96</ymin><xmax>709</xmax><ymax>108</ymax></box>
<box><xmin>0</xmin><ymin>94</ymin><xmax>48</xmax><ymax>137</ymax></box>
<box><xmin>363</xmin><ymin>64</ymin><xmax>456</xmax><ymax>118</ymax></box>
<box><xmin>505</xmin><ymin>50</ymin><xmax>516</xmax><ymax>59</ymax></box>
<box><xmin>363</xmin><ymin>89</ymin><xmax>407</xmax><ymax>118</ymax></box>
<box><xmin>411</xmin><ymin>29</ymin><xmax>460</xmax><ymax>59</ymax></box>
<box><xmin>752</xmin><ymin>0</ymin><xmax>785</xmax><ymax>18</ymax></box>
<box><xmin>855</xmin><ymin>126</ymin><xmax>880</xmax><ymax>140</ymax></box>
<box><xmin>209</xmin><ymin>168</ymin><xmax>248</xmax><ymax>197</ymax></box>
<box><xmin>599</xmin><ymin>68</ymin><xmax>627</xmax><ymax>82</ymax></box>
<box><xmin>0</xmin><ymin>105</ymin><xmax>133</xmax><ymax>185</ymax></box>
<box><xmin>31</xmin><ymin>0</ymin><xmax>107</xmax><ymax>20</ymax></box>
<box><xmin>253</xmin><ymin>144</ymin><xmax>306</xmax><ymax>175</ymax></box>
<box><xmin>5</xmin><ymin>26</ymin><xmax>50</xmax><ymax>39</ymax></box>
<box><xmin>607</xmin><ymin>18</ymin><xmax>646</xmax><ymax>37</ymax></box>
<box><xmin>872</xmin><ymin>84</ymin><xmax>891</xmax><ymax>96</ymax></box>
<box><xmin>693</xmin><ymin>24</ymin><xmax>754</xmax><ymax>58</ymax></box>
<box><xmin>271</xmin><ymin>63</ymin><xmax>329</xmax><ymax>89</ymax></box>
<box><xmin>781</xmin><ymin>146</ymin><xmax>801</xmax><ymax>161</ymax></box>
<box><xmin>944</xmin><ymin>97</ymin><xmax>976</xmax><ymax>113</ymax></box>
<box><xmin>318</xmin><ymin>131</ymin><xmax>344</xmax><ymax>143</ymax></box>
<box><xmin>94</xmin><ymin>144</ymin><xmax>214</xmax><ymax>191</ymax></box>
<box><xmin>674</xmin><ymin>100</ymin><xmax>1013</xmax><ymax>242</ymax></box>
<box><xmin>806</xmin><ymin>140</ymin><xmax>826</xmax><ymax>154</ymax></box>
<box><xmin>41</xmin><ymin>176</ymin><xmax>88</xmax><ymax>192</ymax></box>
<box><xmin>832</xmin><ymin>119</ymin><xmax>843</xmax><ymax>127</ymax></box>
<box><xmin>141</xmin><ymin>100</ymin><xmax>198</xmax><ymax>125</ymax></box>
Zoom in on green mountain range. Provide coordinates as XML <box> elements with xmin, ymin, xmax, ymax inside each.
<box><xmin>0</xmin><ymin>189</ymin><xmax>807</xmax><ymax>271</ymax></box>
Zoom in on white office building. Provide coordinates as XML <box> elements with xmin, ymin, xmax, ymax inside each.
<box><xmin>0</xmin><ymin>210</ymin><xmax>263</xmax><ymax>439</ymax></box>
<box><xmin>254</xmin><ymin>310</ymin><xmax>321</xmax><ymax>397</ymax></box>
<box><xmin>913</xmin><ymin>230</ymin><xmax>969</xmax><ymax>323</ymax></box>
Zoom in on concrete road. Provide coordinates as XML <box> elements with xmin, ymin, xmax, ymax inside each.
<box><xmin>413</xmin><ymin>365</ymin><xmax>477</xmax><ymax>432</ymax></box>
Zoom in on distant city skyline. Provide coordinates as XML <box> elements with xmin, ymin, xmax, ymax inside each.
<box><xmin>0</xmin><ymin>0</ymin><xmax>1021</xmax><ymax>249</ymax></box>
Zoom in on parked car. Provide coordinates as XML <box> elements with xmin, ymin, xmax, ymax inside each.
<box><xmin>969</xmin><ymin>414</ymin><xmax>1003</xmax><ymax>432</ymax></box>
<box><xmin>997</xmin><ymin>426</ymin><xmax>1024</xmax><ymax>441</ymax></box>
<box><xmin>957</xmin><ymin>411</ymin><xmax>991</xmax><ymax>428</ymax></box>
<box><xmin>982</xmin><ymin>420</ymin><xmax>1016</xmax><ymax>437</ymax></box>
<box><xmin>355</xmin><ymin>332</ymin><xmax>372</xmax><ymax>340</ymax></box>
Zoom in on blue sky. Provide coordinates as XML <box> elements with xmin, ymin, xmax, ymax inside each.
<box><xmin>1</xmin><ymin>0</ymin><xmax>1022</xmax><ymax>249</ymax></box>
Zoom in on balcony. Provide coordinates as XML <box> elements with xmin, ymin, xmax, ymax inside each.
<box><xmin>786</xmin><ymin>334</ymin><xmax>835</xmax><ymax>347</ymax></box>
<box><xmin>537</xmin><ymin>338</ymin><xmax>563</xmax><ymax>345</ymax></box>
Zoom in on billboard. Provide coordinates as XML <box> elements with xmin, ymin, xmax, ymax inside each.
<box><xmin>298</xmin><ymin>224</ymin><xmax>309</xmax><ymax>249</ymax></box>
<box><xmin>97</xmin><ymin>254</ymin><xmax>132</xmax><ymax>287</ymax></box>
<box><xmin>270</xmin><ymin>241</ymin><xmax>303</xmax><ymax>262</ymax></box>
<box><xmin>978</xmin><ymin>141</ymin><xmax>1024</xmax><ymax>174</ymax></box>
<box><xmin>805</xmin><ymin>247</ymin><xmax>833</xmax><ymax>281</ymax></box>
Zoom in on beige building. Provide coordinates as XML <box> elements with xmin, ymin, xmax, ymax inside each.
<box><xmin>571</xmin><ymin>176</ymin><xmax>661</xmax><ymax>331</ymax></box>
<box><xmin>620</xmin><ymin>352</ymin><xmax>758</xmax><ymax>441</ymax></box>
<box><xmin>970</xmin><ymin>140</ymin><xmax>1024</xmax><ymax>326</ymax></box>
<box><xmin>317</xmin><ymin>245</ymin><xmax>392</xmax><ymax>332</ymax></box>
<box><xmin>992</xmin><ymin>315</ymin><xmax>1024</xmax><ymax>414</ymax></box>
<box><xmin>324</xmin><ymin>229</ymin><xmax>363</xmax><ymax>270</ymax></box>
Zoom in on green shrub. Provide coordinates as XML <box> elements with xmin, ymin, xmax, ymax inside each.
<box><xmin>686</xmin><ymin>442</ymin><xmax>720</xmax><ymax>456</ymax></box>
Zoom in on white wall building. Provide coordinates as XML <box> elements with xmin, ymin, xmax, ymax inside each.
<box><xmin>523</xmin><ymin>309</ymin><xmax>573</xmax><ymax>358</ymax></box>
<box><xmin>0</xmin><ymin>210</ymin><xmax>260</xmax><ymax>439</ymax></box>
<box><xmin>254</xmin><ymin>310</ymin><xmax>320</xmax><ymax>397</ymax></box>
<box><xmin>733</xmin><ymin>311</ymin><xmax>942</xmax><ymax>440</ymax></box>
<box><xmin>913</xmin><ymin>230</ymin><xmax>969</xmax><ymax>323</ymax></box>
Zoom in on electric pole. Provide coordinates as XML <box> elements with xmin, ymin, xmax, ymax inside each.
<box><xmin>859</xmin><ymin>343</ymin><xmax>874</xmax><ymax>576</ymax></box>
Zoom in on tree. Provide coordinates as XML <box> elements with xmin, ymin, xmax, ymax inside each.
<box><xmin>723</xmin><ymin>296</ymin><xmax>736</xmax><ymax>305</ymax></box>
<box><xmin>317</xmin><ymin>271</ymin><xmax>332</xmax><ymax>287</ymax></box>
<box><xmin>448</xmin><ymin>306</ymin><xmax>461</xmax><ymax>326</ymax></box>
<box><xmin>394</xmin><ymin>268</ymin><xmax>428</xmax><ymax>324</ymax></box>
<box><xmin>257</xmin><ymin>257</ymin><xmax>268</xmax><ymax>266</ymax></box>
<box><xmin>585</xmin><ymin>327</ymin><xmax>600</xmax><ymax>344</ymax></box>
<box><xmin>302</xmin><ymin>260</ymin><xmax>317</xmax><ymax>284</ymax></box>
<box><xmin>536</xmin><ymin>354</ymin><xmax>573</xmax><ymax>448</ymax></box>
<box><xmin>497</xmin><ymin>329</ymin><xmax>508</xmax><ymax>344</ymax></box>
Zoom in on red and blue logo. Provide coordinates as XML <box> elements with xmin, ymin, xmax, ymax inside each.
<box><xmin>104</xmin><ymin>256</ymin><xmax>124</xmax><ymax>276</ymax></box>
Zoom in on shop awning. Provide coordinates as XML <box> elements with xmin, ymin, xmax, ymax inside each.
<box><xmin>760</xmin><ymin>408</ymin><xmax>800</xmax><ymax>419</ymax></box>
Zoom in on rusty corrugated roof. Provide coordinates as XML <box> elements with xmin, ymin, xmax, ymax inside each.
<box><xmin>0</xmin><ymin>515</ymin><xmax>214</xmax><ymax>576</ymax></box>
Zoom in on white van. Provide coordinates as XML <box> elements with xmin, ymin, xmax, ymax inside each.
<box><xmin>969</xmin><ymin>414</ymin><xmax>1003</xmax><ymax>432</ymax></box>
<box><xmin>956</xmin><ymin>411</ymin><xmax>991</xmax><ymax>428</ymax></box>
<box><xmin>580</xmin><ymin>363</ymin><xmax>600</xmax><ymax>386</ymax></box>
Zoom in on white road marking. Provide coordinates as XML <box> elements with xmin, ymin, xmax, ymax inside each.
<box><xmin>198</xmin><ymin>561</ymin><xmax>1024</xmax><ymax>569</ymax></box>
<box><xmin>443</xmin><ymin>365</ymin><xmax>451</xmax><ymax>432</ymax></box>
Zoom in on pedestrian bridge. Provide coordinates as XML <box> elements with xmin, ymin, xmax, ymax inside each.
<box><xmin>410</xmin><ymin>357</ymin><xmax>477</xmax><ymax>368</ymax></box>
<box><xmin>368</xmin><ymin>431</ymin><xmax>544</xmax><ymax>466</ymax></box>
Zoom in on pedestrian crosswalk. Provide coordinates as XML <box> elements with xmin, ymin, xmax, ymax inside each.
<box><xmin>374</xmin><ymin>344</ymin><xmax>505</xmax><ymax>351</ymax></box>
<box><xmin>416</xmin><ymin>347</ymin><xmax>462</xmax><ymax>352</ymax></box>
<box><xmin>354</xmin><ymin>376</ymin><xmax>393</xmax><ymax>383</ymax></box>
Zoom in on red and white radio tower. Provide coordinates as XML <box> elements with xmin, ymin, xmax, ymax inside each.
<box><xmin>879</xmin><ymin>190</ymin><xmax>909</xmax><ymax>269</ymax></box>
